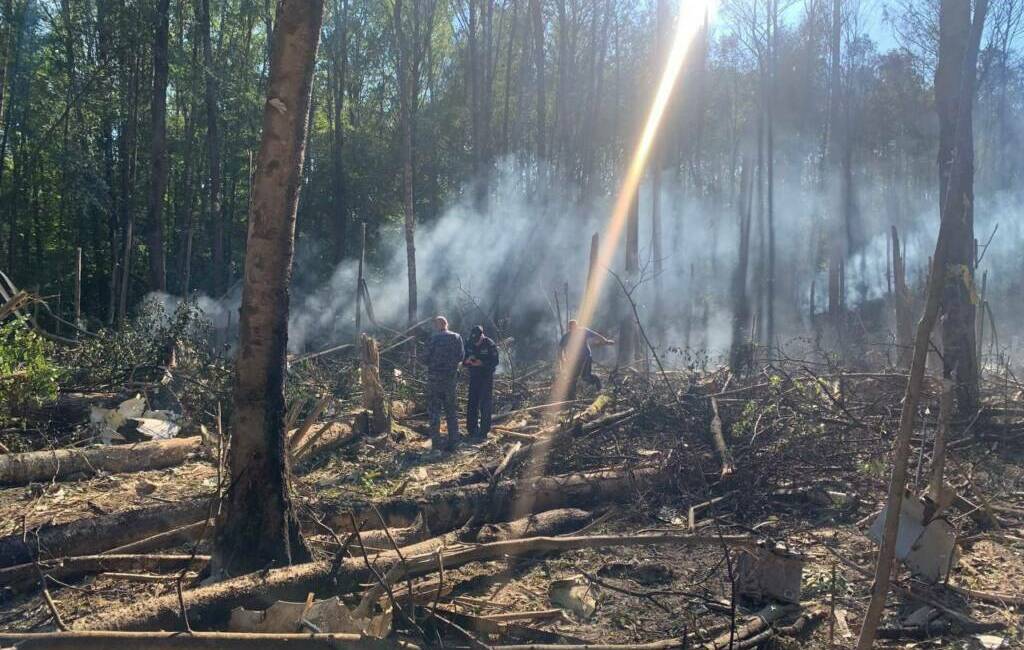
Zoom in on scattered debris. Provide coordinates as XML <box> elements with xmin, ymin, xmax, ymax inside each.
<box><xmin>549</xmin><ymin>576</ymin><xmax>598</xmax><ymax>619</ymax></box>
<box><xmin>229</xmin><ymin>596</ymin><xmax>392</xmax><ymax>637</ymax></box>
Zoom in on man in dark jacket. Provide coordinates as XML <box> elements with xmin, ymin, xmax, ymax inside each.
<box><xmin>463</xmin><ymin>325</ymin><xmax>499</xmax><ymax>439</ymax></box>
<box><xmin>423</xmin><ymin>316</ymin><xmax>464</xmax><ymax>450</ymax></box>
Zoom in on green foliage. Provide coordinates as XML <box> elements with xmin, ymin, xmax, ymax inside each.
<box><xmin>0</xmin><ymin>317</ymin><xmax>61</xmax><ymax>424</ymax></box>
<box><xmin>59</xmin><ymin>297</ymin><xmax>203</xmax><ymax>387</ymax></box>
<box><xmin>57</xmin><ymin>297</ymin><xmax>233</xmax><ymax>430</ymax></box>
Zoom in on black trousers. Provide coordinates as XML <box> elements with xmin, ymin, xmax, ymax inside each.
<box><xmin>467</xmin><ymin>371</ymin><xmax>494</xmax><ymax>435</ymax></box>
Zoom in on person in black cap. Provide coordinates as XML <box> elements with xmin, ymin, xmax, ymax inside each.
<box><xmin>463</xmin><ymin>325</ymin><xmax>499</xmax><ymax>439</ymax></box>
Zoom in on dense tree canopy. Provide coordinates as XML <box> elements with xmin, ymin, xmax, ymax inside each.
<box><xmin>0</xmin><ymin>0</ymin><xmax>1021</xmax><ymax>357</ymax></box>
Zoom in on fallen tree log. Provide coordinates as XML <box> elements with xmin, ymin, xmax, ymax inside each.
<box><xmin>75</xmin><ymin>524</ymin><xmax>756</xmax><ymax>632</ymax></box>
<box><xmin>0</xmin><ymin>437</ymin><xmax>204</xmax><ymax>486</ymax></box>
<box><xmin>0</xmin><ymin>631</ymin><xmax>416</xmax><ymax>650</ymax></box>
<box><xmin>77</xmin><ymin>511</ymin><xmax>585</xmax><ymax>630</ymax></box>
<box><xmin>475</xmin><ymin>508</ymin><xmax>590</xmax><ymax>543</ymax></box>
<box><xmin>0</xmin><ymin>423</ymin><xmax>358</xmax><ymax>566</ymax></box>
<box><xmin>444</xmin><ymin>394</ymin><xmax>619</xmax><ymax>488</ymax></box>
<box><xmin>1</xmin><ymin>462</ymin><xmax>647</xmax><ymax>572</ymax></box>
<box><xmin>0</xmin><ymin>553</ymin><xmax>209</xmax><ymax>591</ymax></box>
<box><xmin>703</xmin><ymin>603</ymin><xmax>796</xmax><ymax>650</ymax></box>
<box><xmin>328</xmin><ymin>466</ymin><xmax>658</xmax><ymax>533</ymax></box>
<box><xmin>0</xmin><ymin>498</ymin><xmax>208</xmax><ymax>568</ymax></box>
<box><xmin>104</xmin><ymin>520</ymin><xmax>211</xmax><ymax>555</ymax></box>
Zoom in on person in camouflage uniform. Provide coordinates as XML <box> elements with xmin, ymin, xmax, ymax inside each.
<box><xmin>423</xmin><ymin>316</ymin><xmax>464</xmax><ymax>450</ymax></box>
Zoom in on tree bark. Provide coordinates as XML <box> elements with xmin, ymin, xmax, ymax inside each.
<box><xmin>393</xmin><ymin>0</ymin><xmax>417</xmax><ymax>328</ymax></box>
<box><xmin>146</xmin><ymin>0</ymin><xmax>170</xmax><ymax>292</ymax></box>
<box><xmin>198</xmin><ymin>0</ymin><xmax>223</xmax><ymax>296</ymax></box>
<box><xmin>0</xmin><ymin>437</ymin><xmax>203</xmax><ymax>486</ymax></box>
<box><xmin>330</xmin><ymin>0</ymin><xmax>349</xmax><ymax>262</ymax></box>
<box><xmin>936</xmin><ymin>0</ymin><xmax>985</xmax><ymax>417</ymax></box>
<box><xmin>730</xmin><ymin>159</ymin><xmax>753</xmax><ymax>370</ymax></box>
<box><xmin>326</xmin><ymin>466</ymin><xmax>658</xmax><ymax>534</ymax></box>
<box><xmin>212</xmin><ymin>0</ymin><xmax>324</xmax><ymax>577</ymax></box>
<box><xmin>892</xmin><ymin>225</ymin><xmax>912</xmax><ymax>367</ymax></box>
<box><xmin>616</xmin><ymin>191</ymin><xmax>639</xmax><ymax>366</ymax></box>
<box><xmin>529</xmin><ymin>0</ymin><xmax>545</xmax><ymax>161</ymax></box>
<box><xmin>0</xmin><ymin>553</ymin><xmax>208</xmax><ymax>593</ymax></box>
<box><xmin>359</xmin><ymin>334</ymin><xmax>391</xmax><ymax>435</ymax></box>
<box><xmin>0</xmin><ymin>499</ymin><xmax>207</xmax><ymax>569</ymax></box>
<box><xmin>857</xmin><ymin>7</ymin><xmax>988</xmax><ymax>643</ymax></box>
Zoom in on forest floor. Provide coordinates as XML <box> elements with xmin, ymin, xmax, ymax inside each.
<box><xmin>1</xmin><ymin>349</ymin><xmax>1024</xmax><ymax>649</ymax></box>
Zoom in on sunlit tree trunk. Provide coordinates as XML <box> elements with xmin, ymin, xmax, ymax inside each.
<box><xmin>213</xmin><ymin>0</ymin><xmax>323</xmax><ymax>577</ymax></box>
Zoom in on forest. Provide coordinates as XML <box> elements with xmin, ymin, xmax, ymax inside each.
<box><xmin>0</xmin><ymin>0</ymin><xmax>1023</xmax><ymax>647</ymax></box>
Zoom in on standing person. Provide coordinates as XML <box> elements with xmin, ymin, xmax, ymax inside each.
<box><xmin>559</xmin><ymin>319</ymin><xmax>614</xmax><ymax>398</ymax></box>
<box><xmin>423</xmin><ymin>316</ymin><xmax>464</xmax><ymax>450</ymax></box>
<box><xmin>463</xmin><ymin>325</ymin><xmax>499</xmax><ymax>439</ymax></box>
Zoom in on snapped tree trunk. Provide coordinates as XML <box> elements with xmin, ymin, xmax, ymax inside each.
<box><xmin>212</xmin><ymin>0</ymin><xmax>325</xmax><ymax>577</ymax></box>
<box><xmin>359</xmin><ymin>334</ymin><xmax>391</xmax><ymax>435</ymax></box>
<box><xmin>857</xmin><ymin>2</ymin><xmax>988</xmax><ymax>645</ymax></box>
<box><xmin>892</xmin><ymin>225</ymin><xmax>912</xmax><ymax>368</ymax></box>
<box><xmin>936</xmin><ymin>0</ymin><xmax>984</xmax><ymax>417</ymax></box>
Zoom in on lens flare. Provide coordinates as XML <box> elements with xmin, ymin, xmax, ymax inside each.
<box><xmin>514</xmin><ymin>0</ymin><xmax>718</xmax><ymax>517</ymax></box>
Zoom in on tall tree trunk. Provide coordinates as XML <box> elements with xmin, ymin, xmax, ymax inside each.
<box><xmin>650</xmin><ymin>0</ymin><xmax>667</xmax><ymax>343</ymax></box>
<box><xmin>212</xmin><ymin>0</ymin><xmax>323</xmax><ymax>577</ymax></box>
<box><xmin>146</xmin><ymin>0</ymin><xmax>170</xmax><ymax>292</ymax></box>
<box><xmin>529</xmin><ymin>0</ymin><xmax>545</xmax><ymax>161</ymax></box>
<box><xmin>825</xmin><ymin>0</ymin><xmax>843</xmax><ymax>322</ymax></box>
<box><xmin>856</xmin><ymin>4</ymin><xmax>989</xmax><ymax>645</ymax></box>
<box><xmin>118</xmin><ymin>59</ymin><xmax>141</xmax><ymax>325</ymax></box>
<box><xmin>199</xmin><ymin>0</ymin><xmax>224</xmax><ymax>296</ymax></box>
<box><xmin>617</xmin><ymin>191</ymin><xmax>638</xmax><ymax>366</ymax></box>
<box><xmin>730</xmin><ymin>159</ymin><xmax>753</xmax><ymax>370</ymax></box>
<box><xmin>330</xmin><ymin>0</ymin><xmax>349</xmax><ymax>263</ymax></box>
<box><xmin>468</xmin><ymin>0</ymin><xmax>481</xmax><ymax>174</ymax></box>
<box><xmin>936</xmin><ymin>0</ymin><xmax>985</xmax><ymax>417</ymax></box>
<box><xmin>394</xmin><ymin>0</ymin><xmax>417</xmax><ymax>328</ymax></box>
<box><xmin>765</xmin><ymin>0</ymin><xmax>777</xmax><ymax>354</ymax></box>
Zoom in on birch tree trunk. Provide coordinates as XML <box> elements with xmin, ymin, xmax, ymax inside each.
<box><xmin>212</xmin><ymin>0</ymin><xmax>324</xmax><ymax>577</ymax></box>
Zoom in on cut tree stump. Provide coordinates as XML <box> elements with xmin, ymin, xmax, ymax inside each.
<box><xmin>0</xmin><ymin>437</ymin><xmax>204</xmax><ymax>486</ymax></box>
